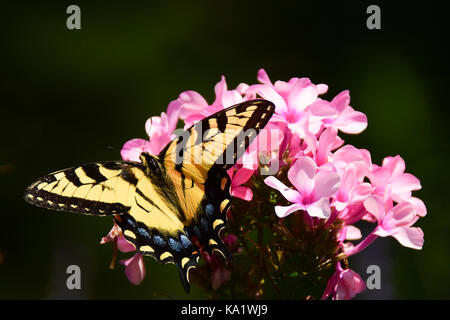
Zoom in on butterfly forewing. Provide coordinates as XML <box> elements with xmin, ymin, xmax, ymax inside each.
<box><xmin>24</xmin><ymin>161</ymin><xmax>143</xmax><ymax>215</ymax></box>
<box><xmin>160</xmin><ymin>99</ymin><xmax>275</xmax><ymax>183</ymax></box>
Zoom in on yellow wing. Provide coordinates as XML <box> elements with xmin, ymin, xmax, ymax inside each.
<box><xmin>157</xmin><ymin>99</ymin><xmax>275</xmax><ymax>260</ymax></box>
<box><xmin>24</xmin><ymin>160</ymin><xmax>200</xmax><ymax>292</ymax></box>
<box><xmin>24</xmin><ymin>161</ymin><xmax>142</xmax><ymax>216</ymax></box>
<box><xmin>159</xmin><ymin>99</ymin><xmax>275</xmax><ymax>183</ymax></box>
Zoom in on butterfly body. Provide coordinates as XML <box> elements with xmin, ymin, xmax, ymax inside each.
<box><xmin>24</xmin><ymin>99</ymin><xmax>275</xmax><ymax>292</ymax></box>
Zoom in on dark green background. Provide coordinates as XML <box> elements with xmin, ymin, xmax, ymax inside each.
<box><xmin>1</xmin><ymin>1</ymin><xmax>448</xmax><ymax>299</ymax></box>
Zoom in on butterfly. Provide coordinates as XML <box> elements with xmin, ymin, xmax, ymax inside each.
<box><xmin>24</xmin><ymin>99</ymin><xmax>275</xmax><ymax>292</ymax></box>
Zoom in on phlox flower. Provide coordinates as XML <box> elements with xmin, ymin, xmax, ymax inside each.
<box><xmin>121</xmin><ymin>109</ymin><xmax>178</xmax><ymax>161</ymax></box>
<box><xmin>120</xmin><ymin>253</ymin><xmax>146</xmax><ymax>286</ymax></box>
<box><xmin>330</xmin><ymin>145</ymin><xmax>374</xmax><ymax>224</ymax></box>
<box><xmin>363</xmin><ymin>195</ymin><xmax>424</xmax><ymax>250</ymax></box>
<box><xmin>368</xmin><ymin>155</ymin><xmax>426</xmax><ymax>216</ymax></box>
<box><xmin>228</xmin><ymin>167</ymin><xmax>254</xmax><ymax>201</ymax></box>
<box><xmin>250</xmin><ymin>69</ymin><xmax>326</xmax><ymax>155</ymax></box>
<box><xmin>101</xmin><ymin>224</ymin><xmax>146</xmax><ymax>285</ymax></box>
<box><xmin>307</xmin><ymin>90</ymin><xmax>368</xmax><ymax>135</ymax></box>
<box><xmin>321</xmin><ymin>263</ymin><xmax>365</xmax><ymax>300</ymax></box>
<box><xmin>264</xmin><ymin>156</ymin><xmax>340</xmax><ymax>219</ymax></box>
<box><xmin>175</xmin><ymin>76</ymin><xmax>244</xmax><ymax>128</ymax></box>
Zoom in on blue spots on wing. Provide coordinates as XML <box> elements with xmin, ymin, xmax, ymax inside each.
<box><xmin>205</xmin><ymin>203</ymin><xmax>214</xmax><ymax>216</ymax></box>
<box><xmin>180</xmin><ymin>234</ymin><xmax>192</xmax><ymax>248</ymax></box>
<box><xmin>168</xmin><ymin>238</ymin><xmax>182</xmax><ymax>252</ymax></box>
<box><xmin>126</xmin><ymin>216</ymin><xmax>135</xmax><ymax>227</ymax></box>
<box><xmin>137</xmin><ymin>227</ymin><xmax>150</xmax><ymax>240</ymax></box>
<box><xmin>153</xmin><ymin>235</ymin><xmax>166</xmax><ymax>247</ymax></box>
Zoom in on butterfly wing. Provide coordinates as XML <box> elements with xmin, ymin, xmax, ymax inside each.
<box><xmin>160</xmin><ymin>99</ymin><xmax>275</xmax><ymax>183</ymax></box>
<box><xmin>24</xmin><ymin>160</ymin><xmax>200</xmax><ymax>292</ymax></box>
<box><xmin>159</xmin><ymin>99</ymin><xmax>275</xmax><ymax>260</ymax></box>
<box><xmin>24</xmin><ymin>161</ymin><xmax>142</xmax><ymax>215</ymax></box>
<box><xmin>24</xmin><ymin>99</ymin><xmax>275</xmax><ymax>293</ymax></box>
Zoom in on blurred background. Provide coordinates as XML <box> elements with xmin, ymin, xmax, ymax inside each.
<box><xmin>0</xmin><ymin>1</ymin><xmax>448</xmax><ymax>299</ymax></box>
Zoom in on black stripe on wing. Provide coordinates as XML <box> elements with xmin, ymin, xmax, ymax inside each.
<box><xmin>23</xmin><ymin>161</ymin><xmax>142</xmax><ymax>216</ymax></box>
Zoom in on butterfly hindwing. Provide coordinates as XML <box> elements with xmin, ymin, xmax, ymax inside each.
<box><xmin>114</xmin><ymin>212</ymin><xmax>200</xmax><ymax>292</ymax></box>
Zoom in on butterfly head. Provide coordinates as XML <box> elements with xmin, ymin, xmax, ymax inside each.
<box><xmin>139</xmin><ymin>152</ymin><xmax>164</xmax><ymax>177</ymax></box>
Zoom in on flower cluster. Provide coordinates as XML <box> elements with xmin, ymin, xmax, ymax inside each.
<box><xmin>103</xmin><ymin>69</ymin><xmax>426</xmax><ymax>299</ymax></box>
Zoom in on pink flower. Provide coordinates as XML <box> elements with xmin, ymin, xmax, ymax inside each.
<box><xmin>307</xmin><ymin>90</ymin><xmax>368</xmax><ymax>135</ymax></box>
<box><xmin>252</xmin><ymin>70</ymin><xmax>320</xmax><ymax>131</ymax></box>
<box><xmin>369</xmin><ymin>156</ymin><xmax>426</xmax><ymax>216</ymax></box>
<box><xmin>176</xmin><ymin>76</ymin><xmax>244</xmax><ymax>128</ymax></box>
<box><xmin>121</xmin><ymin>109</ymin><xmax>178</xmax><ymax>161</ymax></box>
<box><xmin>120</xmin><ymin>253</ymin><xmax>146</xmax><ymax>285</ymax></box>
<box><xmin>333</xmin><ymin>169</ymin><xmax>374</xmax><ymax>225</ymax></box>
<box><xmin>101</xmin><ymin>224</ymin><xmax>146</xmax><ymax>285</ymax></box>
<box><xmin>120</xmin><ymin>139</ymin><xmax>153</xmax><ymax>162</ymax></box>
<box><xmin>322</xmin><ymin>263</ymin><xmax>365</xmax><ymax>300</ymax></box>
<box><xmin>176</xmin><ymin>90</ymin><xmax>209</xmax><ymax>128</ymax></box>
<box><xmin>363</xmin><ymin>196</ymin><xmax>424</xmax><ymax>250</ymax></box>
<box><xmin>332</xmin><ymin>145</ymin><xmax>373</xmax><ymax>179</ymax></box>
<box><xmin>264</xmin><ymin>156</ymin><xmax>340</xmax><ymax>219</ymax></box>
<box><xmin>306</xmin><ymin>127</ymin><xmax>343</xmax><ymax>167</ymax></box>
<box><xmin>228</xmin><ymin>167</ymin><xmax>254</xmax><ymax>201</ymax></box>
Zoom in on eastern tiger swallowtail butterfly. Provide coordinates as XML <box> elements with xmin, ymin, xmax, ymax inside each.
<box><xmin>24</xmin><ymin>99</ymin><xmax>275</xmax><ymax>292</ymax></box>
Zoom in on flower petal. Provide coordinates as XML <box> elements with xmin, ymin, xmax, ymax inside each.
<box><xmin>335</xmin><ymin>269</ymin><xmax>365</xmax><ymax>300</ymax></box>
<box><xmin>252</xmin><ymin>84</ymin><xmax>287</xmax><ymax>113</ymax></box>
<box><xmin>391</xmin><ymin>227</ymin><xmax>424</xmax><ymax>250</ymax></box>
<box><xmin>331</xmin><ymin>90</ymin><xmax>350</xmax><ymax>113</ymax></box>
<box><xmin>232</xmin><ymin>167</ymin><xmax>254</xmax><ymax>186</ymax></box>
<box><xmin>231</xmin><ymin>186</ymin><xmax>253</xmax><ymax>201</ymax></box>
<box><xmin>288</xmin><ymin>157</ymin><xmax>317</xmax><ymax>195</ymax></box>
<box><xmin>120</xmin><ymin>253</ymin><xmax>146</xmax><ymax>285</ymax></box>
<box><xmin>177</xmin><ymin>90</ymin><xmax>209</xmax><ymax>120</ymax></box>
<box><xmin>274</xmin><ymin>203</ymin><xmax>304</xmax><ymax>218</ymax></box>
<box><xmin>120</xmin><ymin>138</ymin><xmax>152</xmax><ymax>161</ymax></box>
<box><xmin>312</xmin><ymin>169</ymin><xmax>340</xmax><ymax>200</ymax></box>
<box><xmin>333</xmin><ymin>107</ymin><xmax>368</xmax><ymax>134</ymax></box>
<box><xmin>407</xmin><ymin>197</ymin><xmax>427</xmax><ymax>217</ymax></box>
<box><xmin>391</xmin><ymin>173</ymin><xmax>422</xmax><ymax>200</ymax></box>
<box><xmin>316</xmin><ymin>127</ymin><xmax>338</xmax><ymax>166</ymax></box>
<box><xmin>382</xmin><ymin>155</ymin><xmax>405</xmax><ymax>177</ymax></box>
<box><xmin>117</xmin><ymin>235</ymin><xmax>136</xmax><ymax>253</ymax></box>
<box><xmin>288</xmin><ymin>80</ymin><xmax>318</xmax><ymax>111</ymax></box>
<box><xmin>317</xmin><ymin>84</ymin><xmax>329</xmax><ymax>95</ymax></box>
<box><xmin>387</xmin><ymin>202</ymin><xmax>416</xmax><ymax>228</ymax></box>
<box><xmin>345</xmin><ymin>225</ymin><xmax>362</xmax><ymax>240</ymax></box>
<box><xmin>307</xmin><ymin>197</ymin><xmax>332</xmax><ymax>219</ymax></box>
<box><xmin>363</xmin><ymin>196</ymin><xmax>385</xmax><ymax>222</ymax></box>
<box><xmin>257</xmin><ymin>68</ymin><xmax>272</xmax><ymax>85</ymax></box>
<box><xmin>264</xmin><ymin>176</ymin><xmax>300</xmax><ymax>203</ymax></box>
